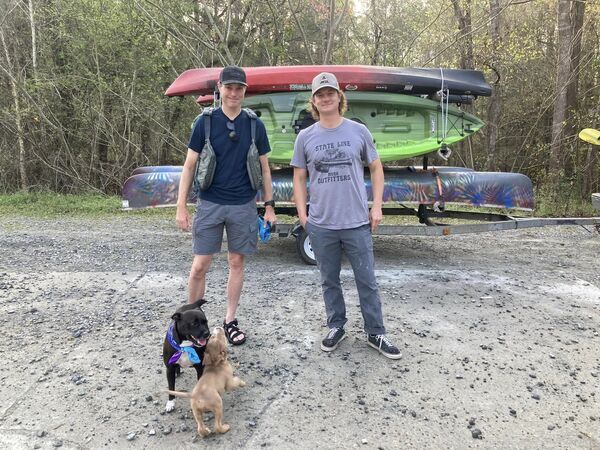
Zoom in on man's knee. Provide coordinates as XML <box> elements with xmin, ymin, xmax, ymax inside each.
<box><xmin>190</xmin><ymin>256</ymin><xmax>211</xmax><ymax>278</ymax></box>
<box><xmin>228</xmin><ymin>253</ymin><xmax>245</xmax><ymax>272</ymax></box>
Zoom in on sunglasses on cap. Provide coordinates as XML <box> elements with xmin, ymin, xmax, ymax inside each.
<box><xmin>226</xmin><ymin>121</ymin><xmax>238</xmax><ymax>141</ymax></box>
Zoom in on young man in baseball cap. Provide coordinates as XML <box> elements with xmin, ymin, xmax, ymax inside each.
<box><xmin>177</xmin><ymin>65</ymin><xmax>276</xmax><ymax>346</ymax></box>
<box><xmin>291</xmin><ymin>72</ymin><xmax>401</xmax><ymax>359</ymax></box>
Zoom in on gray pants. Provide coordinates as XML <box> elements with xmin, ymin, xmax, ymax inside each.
<box><xmin>306</xmin><ymin>222</ymin><xmax>385</xmax><ymax>335</ymax></box>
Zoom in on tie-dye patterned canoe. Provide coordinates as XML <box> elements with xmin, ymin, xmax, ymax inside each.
<box><xmin>122</xmin><ymin>166</ymin><xmax>534</xmax><ymax>211</ymax></box>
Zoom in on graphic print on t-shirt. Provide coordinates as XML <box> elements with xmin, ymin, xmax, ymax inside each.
<box><xmin>313</xmin><ymin>140</ymin><xmax>353</xmax><ymax>178</ymax></box>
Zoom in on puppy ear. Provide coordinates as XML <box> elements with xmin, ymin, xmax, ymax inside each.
<box><xmin>217</xmin><ymin>340</ymin><xmax>227</xmax><ymax>362</ymax></box>
<box><xmin>192</xmin><ymin>298</ymin><xmax>207</xmax><ymax>309</ymax></box>
<box><xmin>171</xmin><ymin>312</ymin><xmax>182</xmax><ymax>321</ymax></box>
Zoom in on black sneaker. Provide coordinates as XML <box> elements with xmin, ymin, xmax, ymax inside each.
<box><xmin>321</xmin><ymin>327</ymin><xmax>346</xmax><ymax>352</ymax></box>
<box><xmin>367</xmin><ymin>334</ymin><xmax>402</xmax><ymax>359</ymax></box>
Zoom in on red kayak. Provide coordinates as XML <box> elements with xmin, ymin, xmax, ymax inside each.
<box><xmin>165</xmin><ymin>65</ymin><xmax>491</xmax><ymax>97</ymax></box>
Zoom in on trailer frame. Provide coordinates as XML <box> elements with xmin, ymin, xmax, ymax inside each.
<box><xmin>261</xmin><ymin>204</ymin><xmax>600</xmax><ymax>265</ymax></box>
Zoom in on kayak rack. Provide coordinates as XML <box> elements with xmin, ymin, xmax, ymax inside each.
<box><xmin>262</xmin><ymin>205</ymin><xmax>600</xmax><ymax>265</ymax></box>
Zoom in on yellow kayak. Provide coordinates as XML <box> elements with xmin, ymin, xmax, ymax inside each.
<box><xmin>578</xmin><ymin>128</ymin><xmax>600</xmax><ymax>145</ymax></box>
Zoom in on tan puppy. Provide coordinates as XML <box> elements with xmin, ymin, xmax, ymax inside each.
<box><xmin>167</xmin><ymin>327</ymin><xmax>246</xmax><ymax>437</ymax></box>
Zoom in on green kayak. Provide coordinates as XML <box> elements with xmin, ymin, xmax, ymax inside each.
<box><xmin>236</xmin><ymin>91</ymin><xmax>484</xmax><ymax>164</ymax></box>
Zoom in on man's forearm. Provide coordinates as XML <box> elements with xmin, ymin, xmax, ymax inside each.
<box><xmin>294</xmin><ymin>189</ymin><xmax>307</xmax><ymax>221</ymax></box>
<box><xmin>292</xmin><ymin>171</ymin><xmax>308</xmax><ymax>222</ymax></box>
<box><xmin>177</xmin><ymin>165</ymin><xmax>194</xmax><ymax>208</ymax></box>
<box><xmin>261</xmin><ymin>161</ymin><xmax>274</xmax><ymax>202</ymax></box>
<box><xmin>370</xmin><ymin>161</ymin><xmax>384</xmax><ymax>207</ymax></box>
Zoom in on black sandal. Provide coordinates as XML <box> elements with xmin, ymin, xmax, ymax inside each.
<box><xmin>223</xmin><ymin>319</ymin><xmax>247</xmax><ymax>345</ymax></box>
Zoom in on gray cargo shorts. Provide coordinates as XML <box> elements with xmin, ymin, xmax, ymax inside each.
<box><xmin>192</xmin><ymin>198</ymin><xmax>258</xmax><ymax>255</ymax></box>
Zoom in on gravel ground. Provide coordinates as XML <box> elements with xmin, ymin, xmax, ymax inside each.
<box><xmin>0</xmin><ymin>215</ymin><xmax>599</xmax><ymax>449</ymax></box>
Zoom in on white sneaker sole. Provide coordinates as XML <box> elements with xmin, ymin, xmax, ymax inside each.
<box><xmin>368</xmin><ymin>341</ymin><xmax>402</xmax><ymax>359</ymax></box>
<box><xmin>320</xmin><ymin>333</ymin><xmax>346</xmax><ymax>352</ymax></box>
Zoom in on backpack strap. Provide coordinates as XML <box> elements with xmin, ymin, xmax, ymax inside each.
<box><xmin>243</xmin><ymin>108</ymin><xmax>263</xmax><ymax>191</ymax></box>
<box><xmin>202</xmin><ymin>107</ymin><xmax>214</xmax><ymax>143</ymax></box>
<box><xmin>244</xmin><ymin>108</ymin><xmax>257</xmax><ymax>143</ymax></box>
<box><xmin>243</xmin><ymin>107</ymin><xmax>257</xmax><ymax>120</ymax></box>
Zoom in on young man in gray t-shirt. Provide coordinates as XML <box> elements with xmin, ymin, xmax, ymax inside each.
<box><xmin>291</xmin><ymin>72</ymin><xmax>401</xmax><ymax>359</ymax></box>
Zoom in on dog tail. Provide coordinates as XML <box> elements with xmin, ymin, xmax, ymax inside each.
<box><xmin>165</xmin><ymin>389</ymin><xmax>192</xmax><ymax>399</ymax></box>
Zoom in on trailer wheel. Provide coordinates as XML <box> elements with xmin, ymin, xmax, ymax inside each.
<box><xmin>296</xmin><ymin>228</ymin><xmax>317</xmax><ymax>265</ymax></box>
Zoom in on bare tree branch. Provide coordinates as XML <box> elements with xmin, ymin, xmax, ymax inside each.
<box><xmin>288</xmin><ymin>0</ymin><xmax>315</xmax><ymax>64</ymax></box>
<box><xmin>200</xmin><ymin>1</ymin><xmax>235</xmax><ymax>63</ymax></box>
<box><xmin>323</xmin><ymin>0</ymin><xmax>349</xmax><ymax>64</ymax></box>
<box><xmin>136</xmin><ymin>0</ymin><xmax>222</xmax><ymax>65</ymax></box>
<box><xmin>420</xmin><ymin>0</ymin><xmax>517</xmax><ymax>66</ymax></box>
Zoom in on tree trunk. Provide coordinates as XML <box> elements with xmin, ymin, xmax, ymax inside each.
<box><xmin>0</xmin><ymin>23</ymin><xmax>29</xmax><ymax>191</ymax></box>
<box><xmin>566</xmin><ymin>0</ymin><xmax>584</xmax><ymax>122</ymax></box>
<box><xmin>582</xmin><ymin>147</ymin><xmax>597</xmax><ymax>197</ymax></box>
<box><xmin>566</xmin><ymin>1</ymin><xmax>585</xmax><ymax>197</ymax></box>
<box><xmin>567</xmin><ymin>0</ymin><xmax>585</xmax><ymax>194</ymax></box>
<box><xmin>450</xmin><ymin>0</ymin><xmax>474</xmax><ymax>70</ymax></box>
<box><xmin>322</xmin><ymin>0</ymin><xmax>348</xmax><ymax>64</ymax></box>
<box><xmin>288</xmin><ymin>0</ymin><xmax>315</xmax><ymax>64</ymax></box>
<box><xmin>369</xmin><ymin>0</ymin><xmax>382</xmax><ymax>65</ymax></box>
<box><xmin>28</xmin><ymin>0</ymin><xmax>37</xmax><ymax>73</ymax></box>
<box><xmin>549</xmin><ymin>0</ymin><xmax>574</xmax><ymax>185</ymax></box>
<box><xmin>485</xmin><ymin>0</ymin><xmax>502</xmax><ymax>172</ymax></box>
<box><xmin>450</xmin><ymin>0</ymin><xmax>474</xmax><ymax>166</ymax></box>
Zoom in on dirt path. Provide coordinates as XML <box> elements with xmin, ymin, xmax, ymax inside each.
<box><xmin>0</xmin><ymin>216</ymin><xmax>599</xmax><ymax>449</ymax></box>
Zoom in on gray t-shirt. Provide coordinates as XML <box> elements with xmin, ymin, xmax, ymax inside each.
<box><xmin>291</xmin><ymin>118</ymin><xmax>379</xmax><ymax>230</ymax></box>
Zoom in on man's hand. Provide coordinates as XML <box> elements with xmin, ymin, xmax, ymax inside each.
<box><xmin>176</xmin><ymin>149</ymin><xmax>198</xmax><ymax>232</ymax></box>
<box><xmin>369</xmin><ymin>205</ymin><xmax>382</xmax><ymax>232</ymax></box>
<box><xmin>367</xmin><ymin>158</ymin><xmax>384</xmax><ymax>233</ymax></box>
<box><xmin>292</xmin><ymin>167</ymin><xmax>309</xmax><ymax>230</ymax></box>
<box><xmin>176</xmin><ymin>206</ymin><xmax>191</xmax><ymax>231</ymax></box>
<box><xmin>264</xmin><ymin>207</ymin><xmax>276</xmax><ymax>228</ymax></box>
<box><xmin>299</xmin><ymin>216</ymin><xmax>308</xmax><ymax>229</ymax></box>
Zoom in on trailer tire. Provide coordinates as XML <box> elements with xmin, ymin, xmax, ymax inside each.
<box><xmin>296</xmin><ymin>228</ymin><xmax>317</xmax><ymax>265</ymax></box>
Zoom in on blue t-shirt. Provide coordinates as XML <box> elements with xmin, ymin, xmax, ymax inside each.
<box><xmin>188</xmin><ymin>108</ymin><xmax>271</xmax><ymax>205</ymax></box>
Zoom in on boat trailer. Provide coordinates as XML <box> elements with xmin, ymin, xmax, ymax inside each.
<box><xmin>263</xmin><ymin>204</ymin><xmax>600</xmax><ymax>265</ymax></box>
<box><xmin>121</xmin><ymin>161</ymin><xmax>600</xmax><ymax>265</ymax></box>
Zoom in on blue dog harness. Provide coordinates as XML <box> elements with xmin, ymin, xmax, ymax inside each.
<box><xmin>167</xmin><ymin>322</ymin><xmax>202</xmax><ymax>366</ymax></box>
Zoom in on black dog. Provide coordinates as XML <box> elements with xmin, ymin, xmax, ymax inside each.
<box><xmin>163</xmin><ymin>299</ymin><xmax>210</xmax><ymax>412</ymax></box>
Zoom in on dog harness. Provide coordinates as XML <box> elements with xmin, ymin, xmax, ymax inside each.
<box><xmin>167</xmin><ymin>322</ymin><xmax>201</xmax><ymax>366</ymax></box>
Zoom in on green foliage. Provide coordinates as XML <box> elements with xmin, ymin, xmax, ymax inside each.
<box><xmin>0</xmin><ymin>192</ymin><xmax>183</xmax><ymax>218</ymax></box>
<box><xmin>535</xmin><ymin>182</ymin><xmax>599</xmax><ymax>217</ymax></box>
<box><xmin>0</xmin><ymin>193</ymin><xmax>121</xmax><ymax>217</ymax></box>
<box><xmin>0</xmin><ymin>0</ymin><xmax>598</xmax><ymax>204</ymax></box>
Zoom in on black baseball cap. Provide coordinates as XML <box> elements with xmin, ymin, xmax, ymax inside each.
<box><xmin>219</xmin><ymin>65</ymin><xmax>247</xmax><ymax>86</ymax></box>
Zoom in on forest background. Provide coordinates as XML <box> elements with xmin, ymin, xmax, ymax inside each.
<box><xmin>0</xmin><ymin>0</ymin><xmax>598</xmax><ymax>212</ymax></box>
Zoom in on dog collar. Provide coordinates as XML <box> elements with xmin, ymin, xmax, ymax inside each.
<box><xmin>167</xmin><ymin>322</ymin><xmax>202</xmax><ymax>365</ymax></box>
